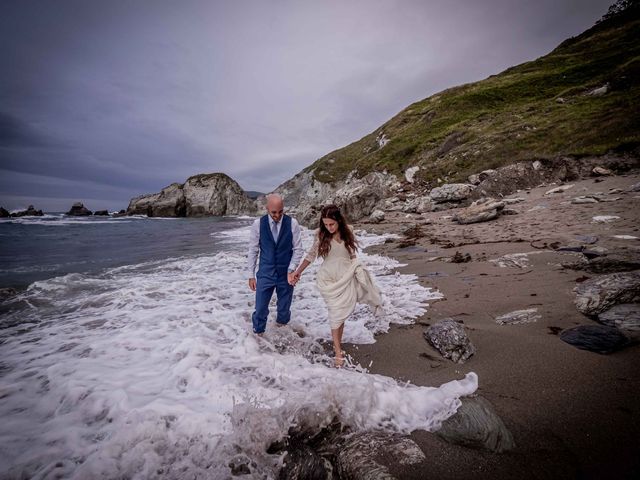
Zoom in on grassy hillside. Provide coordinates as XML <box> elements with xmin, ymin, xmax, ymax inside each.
<box><xmin>304</xmin><ymin>3</ymin><xmax>640</xmax><ymax>187</ymax></box>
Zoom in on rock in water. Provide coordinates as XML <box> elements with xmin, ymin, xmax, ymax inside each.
<box><xmin>429</xmin><ymin>183</ymin><xmax>476</xmax><ymax>203</ymax></box>
<box><xmin>127</xmin><ymin>173</ymin><xmax>257</xmax><ymax>217</ymax></box>
<box><xmin>93</xmin><ymin>210</ymin><xmax>109</xmax><ymax>216</ymax></box>
<box><xmin>10</xmin><ymin>205</ymin><xmax>44</xmax><ymax>217</ymax></box>
<box><xmin>336</xmin><ymin>432</ymin><xmax>425</xmax><ymax>480</ymax></box>
<box><xmin>435</xmin><ymin>395</ymin><xmax>516</xmax><ymax>453</ymax></box>
<box><xmin>598</xmin><ymin>304</ymin><xmax>640</xmax><ymax>331</ymax></box>
<box><xmin>279</xmin><ymin>444</ymin><xmax>333</xmax><ymax>480</ymax></box>
<box><xmin>452</xmin><ymin>200</ymin><xmax>505</xmax><ymax>225</ymax></box>
<box><xmin>66</xmin><ymin>202</ymin><xmax>92</xmax><ymax>216</ymax></box>
<box><xmin>574</xmin><ymin>271</ymin><xmax>640</xmax><ymax>316</ymax></box>
<box><xmin>0</xmin><ymin>207</ymin><xmax>9</xmax><ymax>217</ymax></box>
<box><xmin>559</xmin><ymin>325</ymin><xmax>632</xmax><ymax>354</ymax></box>
<box><xmin>424</xmin><ymin>319</ymin><xmax>475</xmax><ymax>363</ymax></box>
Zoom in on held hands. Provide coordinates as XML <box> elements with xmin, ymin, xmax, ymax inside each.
<box><xmin>288</xmin><ymin>271</ymin><xmax>301</xmax><ymax>286</ymax></box>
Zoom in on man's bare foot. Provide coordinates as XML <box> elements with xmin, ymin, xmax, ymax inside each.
<box><xmin>334</xmin><ymin>352</ymin><xmax>344</xmax><ymax>368</ymax></box>
<box><xmin>255</xmin><ymin>332</ymin><xmax>264</xmax><ymax>337</ymax></box>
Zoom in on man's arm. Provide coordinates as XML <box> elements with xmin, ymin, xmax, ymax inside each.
<box><xmin>289</xmin><ymin>218</ymin><xmax>304</xmax><ymax>273</ymax></box>
<box><xmin>247</xmin><ymin>219</ymin><xmax>260</xmax><ymax>290</ymax></box>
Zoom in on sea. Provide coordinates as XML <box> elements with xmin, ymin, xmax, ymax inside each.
<box><xmin>0</xmin><ymin>213</ymin><xmax>478</xmax><ymax>479</ymax></box>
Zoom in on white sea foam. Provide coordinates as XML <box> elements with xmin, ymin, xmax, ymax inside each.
<box><xmin>0</xmin><ymin>225</ymin><xmax>477</xmax><ymax>479</ymax></box>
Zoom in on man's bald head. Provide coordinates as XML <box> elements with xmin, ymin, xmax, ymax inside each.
<box><xmin>265</xmin><ymin>193</ymin><xmax>284</xmax><ymax>222</ymax></box>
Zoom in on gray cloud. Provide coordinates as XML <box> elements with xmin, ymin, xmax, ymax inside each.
<box><xmin>0</xmin><ymin>0</ymin><xmax>614</xmax><ymax>211</ymax></box>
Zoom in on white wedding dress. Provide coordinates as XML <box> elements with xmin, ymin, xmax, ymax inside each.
<box><xmin>304</xmin><ymin>228</ymin><xmax>383</xmax><ymax>329</ymax></box>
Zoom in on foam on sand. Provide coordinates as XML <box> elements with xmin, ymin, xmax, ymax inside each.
<box><xmin>0</xmin><ymin>225</ymin><xmax>477</xmax><ymax>478</ymax></box>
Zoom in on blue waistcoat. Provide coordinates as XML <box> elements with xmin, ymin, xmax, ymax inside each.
<box><xmin>257</xmin><ymin>214</ymin><xmax>293</xmax><ymax>278</ymax></box>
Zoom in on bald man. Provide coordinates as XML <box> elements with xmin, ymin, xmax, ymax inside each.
<box><xmin>247</xmin><ymin>193</ymin><xmax>303</xmax><ymax>335</ymax></box>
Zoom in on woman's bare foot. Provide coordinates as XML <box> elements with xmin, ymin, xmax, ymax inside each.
<box><xmin>334</xmin><ymin>351</ymin><xmax>344</xmax><ymax>368</ymax></box>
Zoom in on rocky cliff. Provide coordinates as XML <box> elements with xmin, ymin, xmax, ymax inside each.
<box><xmin>127</xmin><ymin>173</ymin><xmax>257</xmax><ymax>217</ymax></box>
<box><xmin>275</xmin><ymin>2</ymin><xmax>640</xmax><ymax>225</ymax></box>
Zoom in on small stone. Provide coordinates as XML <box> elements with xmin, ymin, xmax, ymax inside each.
<box><xmin>495</xmin><ymin>308</ymin><xmax>541</xmax><ymax>325</ymax></box>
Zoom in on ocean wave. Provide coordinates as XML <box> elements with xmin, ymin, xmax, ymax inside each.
<box><xmin>0</xmin><ymin>226</ymin><xmax>476</xmax><ymax>479</ymax></box>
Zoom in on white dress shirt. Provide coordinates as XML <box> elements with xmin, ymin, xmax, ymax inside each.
<box><xmin>247</xmin><ymin>215</ymin><xmax>304</xmax><ymax>278</ymax></box>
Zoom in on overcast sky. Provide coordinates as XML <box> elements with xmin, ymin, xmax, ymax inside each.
<box><xmin>0</xmin><ymin>0</ymin><xmax>613</xmax><ymax>211</ymax></box>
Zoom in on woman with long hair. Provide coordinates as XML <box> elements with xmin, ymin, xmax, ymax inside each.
<box><xmin>292</xmin><ymin>204</ymin><xmax>382</xmax><ymax>367</ymax></box>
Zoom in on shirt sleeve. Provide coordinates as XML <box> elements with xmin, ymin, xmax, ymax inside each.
<box><xmin>288</xmin><ymin>218</ymin><xmax>304</xmax><ymax>272</ymax></box>
<box><xmin>303</xmin><ymin>229</ymin><xmax>320</xmax><ymax>264</ymax></box>
<box><xmin>246</xmin><ymin>219</ymin><xmax>260</xmax><ymax>277</ymax></box>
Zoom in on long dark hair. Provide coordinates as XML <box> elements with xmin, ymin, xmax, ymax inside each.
<box><xmin>317</xmin><ymin>204</ymin><xmax>358</xmax><ymax>258</ymax></box>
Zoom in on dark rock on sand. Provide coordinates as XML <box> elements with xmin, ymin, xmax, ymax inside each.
<box><xmin>336</xmin><ymin>431</ymin><xmax>425</xmax><ymax>480</ymax></box>
<box><xmin>424</xmin><ymin>318</ymin><xmax>475</xmax><ymax>363</ymax></box>
<box><xmin>559</xmin><ymin>324</ymin><xmax>632</xmax><ymax>354</ymax></box>
<box><xmin>66</xmin><ymin>202</ymin><xmax>92</xmax><ymax>216</ymax></box>
<box><xmin>574</xmin><ymin>271</ymin><xmax>640</xmax><ymax>316</ymax></box>
<box><xmin>598</xmin><ymin>304</ymin><xmax>640</xmax><ymax>331</ymax></box>
<box><xmin>435</xmin><ymin>395</ymin><xmax>516</xmax><ymax>453</ymax></box>
<box><xmin>10</xmin><ymin>205</ymin><xmax>44</xmax><ymax>217</ymax></box>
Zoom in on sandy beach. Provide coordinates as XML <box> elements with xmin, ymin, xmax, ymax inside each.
<box><xmin>350</xmin><ymin>172</ymin><xmax>640</xmax><ymax>479</ymax></box>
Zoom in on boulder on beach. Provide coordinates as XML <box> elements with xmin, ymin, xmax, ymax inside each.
<box><xmin>66</xmin><ymin>202</ymin><xmax>92</xmax><ymax>216</ymax></box>
<box><xmin>435</xmin><ymin>395</ymin><xmax>516</xmax><ymax>453</ymax></box>
<box><xmin>574</xmin><ymin>271</ymin><xmax>640</xmax><ymax>316</ymax></box>
<box><xmin>369</xmin><ymin>209</ymin><xmax>385</xmax><ymax>223</ymax></box>
<box><xmin>424</xmin><ymin>318</ymin><xmax>475</xmax><ymax>363</ymax></box>
<box><xmin>336</xmin><ymin>431</ymin><xmax>425</xmax><ymax>480</ymax></box>
<box><xmin>598</xmin><ymin>304</ymin><xmax>640</xmax><ymax>331</ymax></box>
<box><xmin>452</xmin><ymin>200</ymin><xmax>505</xmax><ymax>225</ymax></box>
<box><xmin>429</xmin><ymin>183</ymin><xmax>476</xmax><ymax>203</ymax></box>
<box><xmin>559</xmin><ymin>324</ymin><xmax>632</xmax><ymax>354</ymax></box>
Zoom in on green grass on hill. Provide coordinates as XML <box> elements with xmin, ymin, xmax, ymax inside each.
<box><xmin>304</xmin><ymin>4</ymin><xmax>640</xmax><ymax>187</ymax></box>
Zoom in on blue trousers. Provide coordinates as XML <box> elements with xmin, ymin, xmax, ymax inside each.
<box><xmin>252</xmin><ymin>274</ymin><xmax>294</xmax><ymax>333</ymax></box>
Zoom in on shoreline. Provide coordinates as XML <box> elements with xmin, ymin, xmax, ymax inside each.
<box><xmin>349</xmin><ymin>172</ymin><xmax>640</xmax><ymax>479</ymax></box>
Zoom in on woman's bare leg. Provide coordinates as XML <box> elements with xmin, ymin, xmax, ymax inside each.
<box><xmin>331</xmin><ymin>323</ymin><xmax>345</xmax><ymax>367</ymax></box>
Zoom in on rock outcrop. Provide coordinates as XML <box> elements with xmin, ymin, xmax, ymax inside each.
<box><xmin>275</xmin><ymin>170</ymin><xmax>399</xmax><ymax>227</ymax></box>
<box><xmin>8</xmin><ymin>205</ymin><xmax>44</xmax><ymax>217</ymax></box>
<box><xmin>66</xmin><ymin>202</ymin><xmax>92</xmax><ymax>216</ymax></box>
<box><xmin>126</xmin><ymin>173</ymin><xmax>257</xmax><ymax>217</ymax></box>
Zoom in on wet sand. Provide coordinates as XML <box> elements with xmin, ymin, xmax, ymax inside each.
<box><xmin>350</xmin><ymin>173</ymin><xmax>640</xmax><ymax>479</ymax></box>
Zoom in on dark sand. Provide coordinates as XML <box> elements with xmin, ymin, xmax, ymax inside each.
<box><xmin>350</xmin><ymin>173</ymin><xmax>640</xmax><ymax>479</ymax></box>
